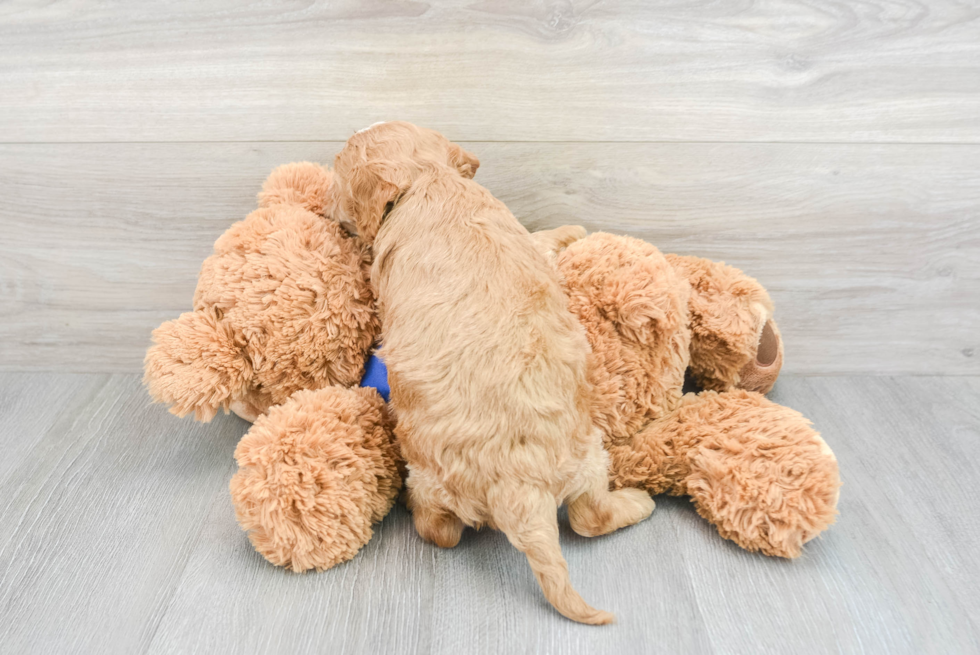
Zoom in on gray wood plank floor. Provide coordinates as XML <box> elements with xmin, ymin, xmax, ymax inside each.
<box><xmin>0</xmin><ymin>373</ymin><xmax>977</xmax><ymax>654</ymax></box>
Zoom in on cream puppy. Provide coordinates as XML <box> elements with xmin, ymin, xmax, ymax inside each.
<box><xmin>332</xmin><ymin>122</ymin><xmax>653</xmax><ymax>624</ymax></box>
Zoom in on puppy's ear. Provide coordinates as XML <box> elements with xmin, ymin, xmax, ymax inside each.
<box><xmin>346</xmin><ymin>161</ymin><xmax>411</xmax><ymax>243</ymax></box>
<box><xmin>448</xmin><ymin>144</ymin><xmax>480</xmax><ymax>179</ymax></box>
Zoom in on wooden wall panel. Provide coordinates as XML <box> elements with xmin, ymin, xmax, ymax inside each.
<box><xmin>1</xmin><ymin>141</ymin><xmax>977</xmax><ymax>373</ymax></box>
<box><xmin>1</xmin><ymin>1</ymin><xmax>978</xmax><ymax>143</ymax></box>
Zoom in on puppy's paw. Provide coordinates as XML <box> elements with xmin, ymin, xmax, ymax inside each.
<box><xmin>611</xmin><ymin>487</ymin><xmax>655</xmax><ymax>527</ymax></box>
<box><xmin>530</xmin><ymin>225</ymin><xmax>588</xmax><ymax>260</ymax></box>
<box><xmin>413</xmin><ymin>508</ymin><xmax>464</xmax><ymax>548</ymax></box>
<box><xmin>570</xmin><ymin>487</ymin><xmax>654</xmax><ymax>537</ymax></box>
<box><xmin>554</xmin><ymin>225</ymin><xmax>587</xmax><ymax>247</ymax></box>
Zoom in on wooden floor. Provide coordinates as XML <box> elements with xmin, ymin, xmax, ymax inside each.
<box><xmin>0</xmin><ymin>373</ymin><xmax>977</xmax><ymax>654</ymax></box>
<box><xmin>2</xmin><ymin>1</ymin><xmax>979</xmax><ymax>654</ymax></box>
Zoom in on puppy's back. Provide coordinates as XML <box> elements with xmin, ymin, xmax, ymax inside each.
<box><xmin>374</xmin><ymin>172</ymin><xmax>612</xmax><ymax>625</ymax></box>
<box><xmin>374</xmin><ymin>173</ymin><xmax>591</xmax><ymax>454</ymax></box>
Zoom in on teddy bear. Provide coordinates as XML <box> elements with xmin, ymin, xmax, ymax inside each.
<box><xmin>144</xmin><ymin>160</ymin><xmax>840</xmax><ymax>574</ymax></box>
<box><xmin>144</xmin><ymin>162</ymin><xmax>379</xmax><ymax>422</ymax></box>
<box><xmin>144</xmin><ymin>161</ymin><xmax>401</xmax><ymax>571</ymax></box>
<box><xmin>547</xmin><ymin>230</ymin><xmax>839</xmax><ymax>558</ymax></box>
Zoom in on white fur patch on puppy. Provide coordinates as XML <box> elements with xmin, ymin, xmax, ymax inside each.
<box><xmin>357</xmin><ymin>121</ymin><xmax>388</xmax><ymax>134</ymax></box>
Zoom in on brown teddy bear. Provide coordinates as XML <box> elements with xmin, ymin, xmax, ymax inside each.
<box><xmin>144</xmin><ymin>160</ymin><xmax>840</xmax><ymax>574</ymax></box>
<box><xmin>547</xmin><ymin>230</ymin><xmax>838</xmax><ymax>558</ymax></box>
<box><xmin>144</xmin><ymin>162</ymin><xmax>379</xmax><ymax>422</ymax></box>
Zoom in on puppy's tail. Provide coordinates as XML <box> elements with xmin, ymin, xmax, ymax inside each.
<box><xmin>493</xmin><ymin>488</ymin><xmax>614</xmax><ymax>625</ymax></box>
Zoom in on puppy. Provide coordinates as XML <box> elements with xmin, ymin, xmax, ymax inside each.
<box><xmin>332</xmin><ymin>122</ymin><xmax>654</xmax><ymax>624</ymax></box>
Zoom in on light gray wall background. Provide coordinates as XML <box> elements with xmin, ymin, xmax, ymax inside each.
<box><xmin>1</xmin><ymin>1</ymin><xmax>977</xmax><ymax>374</ymax></box>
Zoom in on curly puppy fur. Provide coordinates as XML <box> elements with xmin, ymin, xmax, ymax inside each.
<box><xmin>230</xmin><ymin>386</ymin><xmax>401</xmax><ymax>571</ymax></box>
<box><xmin>144</xmin><ymin>162</ymin><xmax>379</xmax><ymax>420</ymax></box>
<box><xmin>332</xmin><ymin>122</ymin><xmax>653</xmax><ymax>625</ymax></box>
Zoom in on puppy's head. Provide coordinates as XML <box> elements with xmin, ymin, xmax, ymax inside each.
<box><xmin>333</xmin><ymin>121</ymin><xmax>480</xmax><ymax>243</ymax></box>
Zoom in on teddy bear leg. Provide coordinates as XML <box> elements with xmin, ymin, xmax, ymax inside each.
<box><xmin>737</xmin><ymin>317</ymin><xmax>784</xmax><ymax>394</ymax></box>
<box><xmin>568</xmin><ymin>433</ymin><xmax>655</xmax><ymax>538</ymax></box>
<box><xmin>405</xmin><ymin>470</ymin><xmax>465</xmax><ymax>548</ymax></box>
<box><xmin>657</xmin><ymin>390</ymin><xmax>840</xmax><ymax>558</ymax></box>
<box><xmin>665</xmin><ymin>254</ymin><xmax>782</xmax><ymax>393</ymax></box>
<box><xmin>229</xmin><ymin>385</ymin><xmax>401</xmax><ymax>572</ymax></box>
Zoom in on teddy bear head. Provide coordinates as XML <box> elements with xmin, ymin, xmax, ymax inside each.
<box><xmin>553</xmin><ymin>232</ymin><xmax>784</xmax><ymax>444</ymax></box>
<box><xmin>144</xmin><ymin>162</ymin><xmax>380</xmax><ymax>421</ymax></box>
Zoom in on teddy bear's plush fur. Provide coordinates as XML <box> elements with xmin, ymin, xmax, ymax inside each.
<box><xmin>144</xmin><ymin>163</ymin><xmax>379</xmax><ymax>422</ymax></box>
<box><xmin>230</xmin><ymin>385</ymin><xmax>400</xmax><ymax>571</ymax></box>
<box><xmin>144</xmin><ymin>155</ymin><xmax>840</xmax><ymax>575</ymax></box>
<box><xmin>668</xmin><ymin>253</ymin><xmax>784</xmax><ymax>394</ymax></box>
<box><xmin>612</xmin><ymin>390</ymin><xmax>839</xmax><ymax>557</ymax></box>
<box><xmin>551</xmin><ymin>232</ymin><xmax>837</xmax><ymax>557</ymax></box>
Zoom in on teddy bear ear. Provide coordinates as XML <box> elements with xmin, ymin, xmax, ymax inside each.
<box><xmin>143</xmin><ymin>308</ymin><xmax>252</xmax><ymax>421</ymax></box>
<box><xmin>599</xmin><ymin>258</ymin><xmax>689</xmax><ymax>347</ymax></box>
<box><xmin>257</xmin><ymin>162</ymin><xmax>334</xmax><ymax>216</ymax></box>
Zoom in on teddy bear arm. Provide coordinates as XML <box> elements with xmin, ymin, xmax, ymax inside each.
<box><xmin>606</xmin><ymin>393</ymin><xmax>706</xmax><ymax>497</ymax></box>
<box><xmin>664</xmin><ymin>253</ymin><xmax>781</xmax><ymax>393</ymax></box>
<box><xmin>229</xmin><ymin>387</ymin><xmax>277</xmax><ymax>423</ymax></box>
<box><xmin>143</xmin><ymin>308</ymin><xmax>252</xmax><ymax>421</ymax></box>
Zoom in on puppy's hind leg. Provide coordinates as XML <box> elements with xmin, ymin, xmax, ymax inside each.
<box><xmin>568</xmin><ymin>436</ymin><xmax>655</xmax><ymax>538</ymax></box>
<box><xmin>406</xmin><ymin>470</ymin><xmax>465</xmax><ymax>548</ymax></box>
